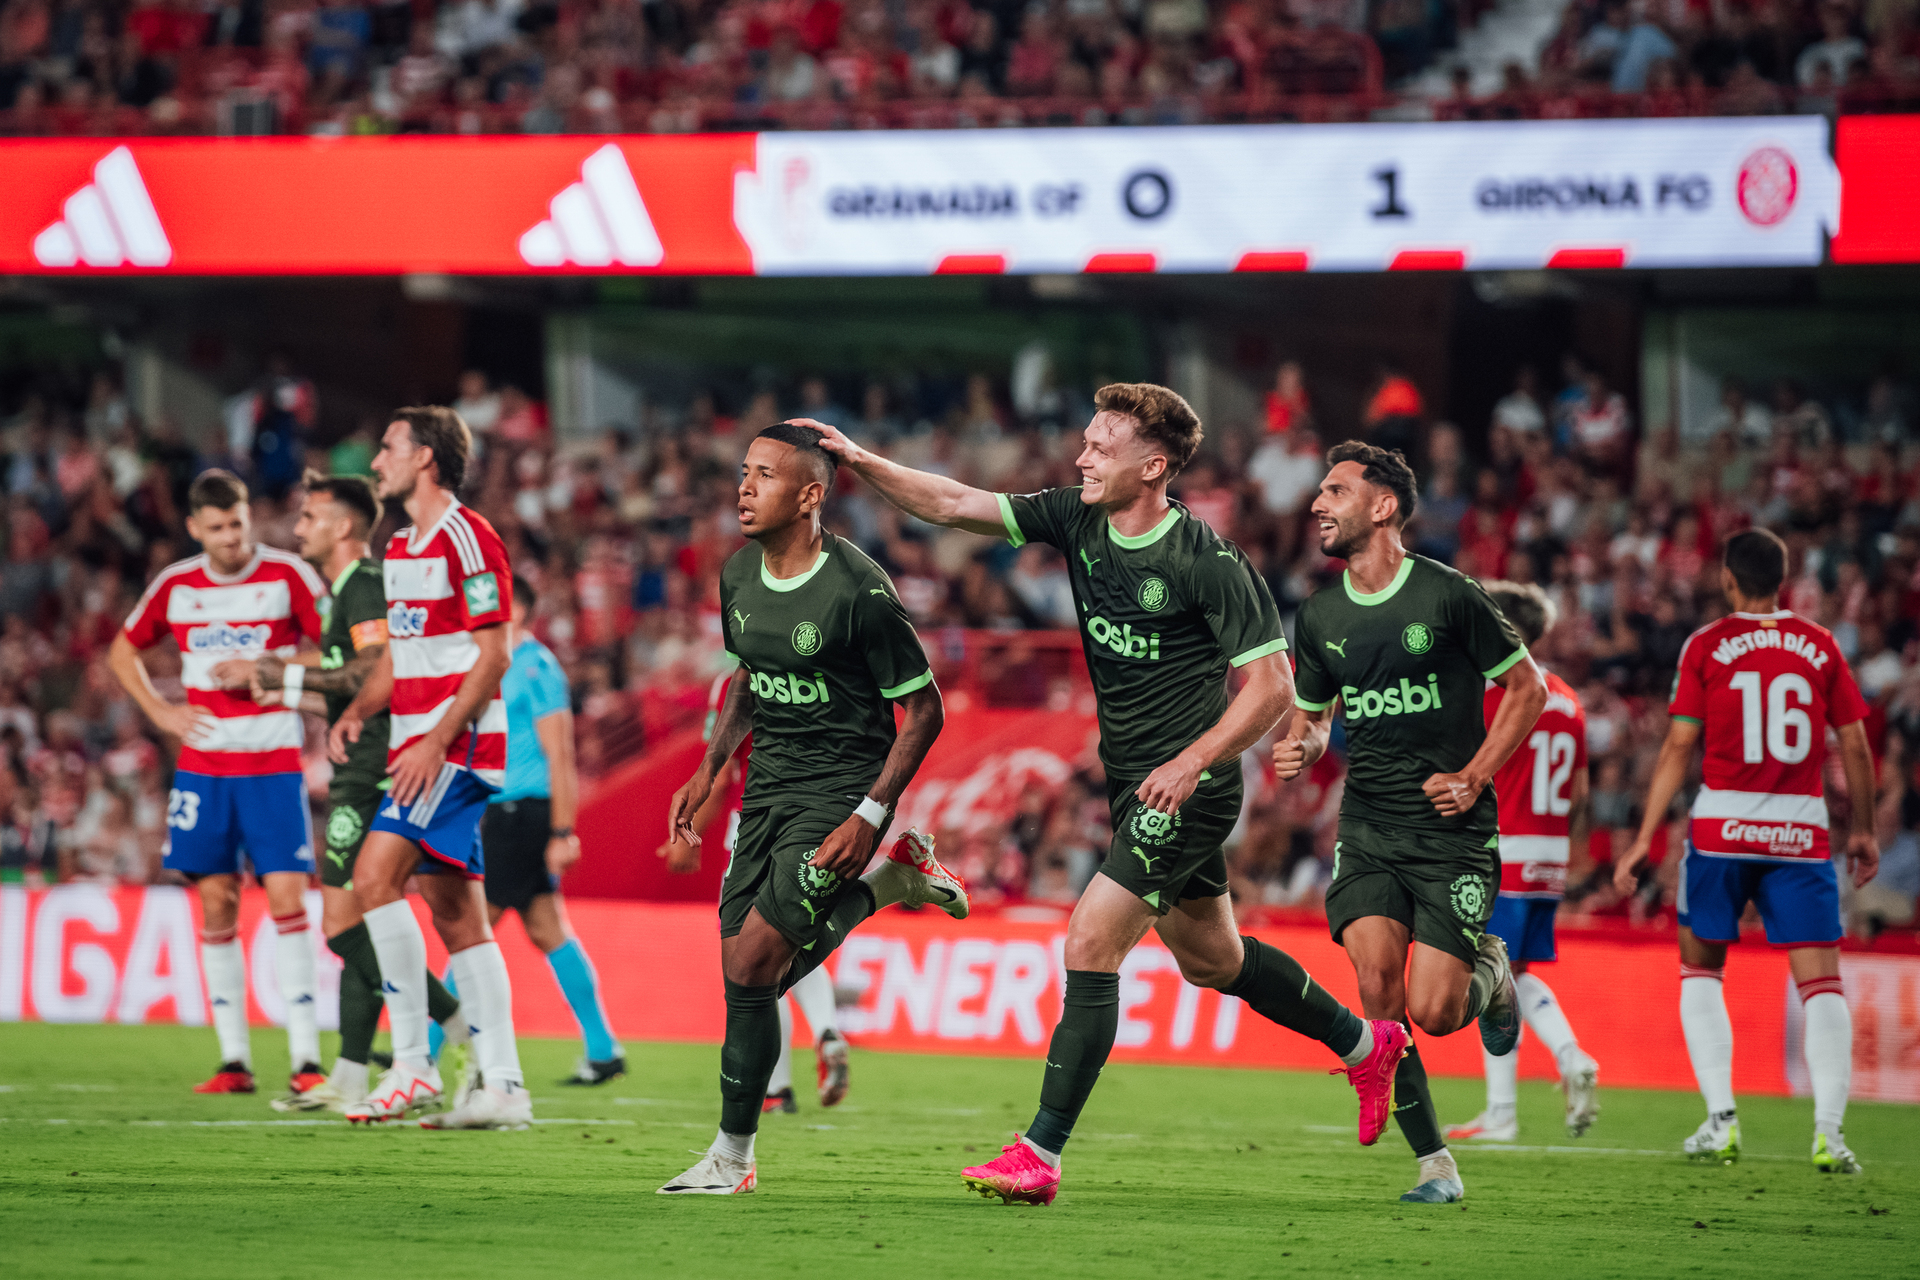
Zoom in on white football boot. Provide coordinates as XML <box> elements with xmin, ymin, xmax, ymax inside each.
<box><xmin>1812</xmin><ymin>1130</ymin><xmax>1862</xmax><ymax>1174</ymax></box>
<box><xmin>1683</xmin><ymin>1113</ymin><xmax>1740</xmax><ymax>1163</ymax></box>
<box><xmin>1560</xmin><ymin>1051</ymin><xmax>1600</xmax><ymax>1137</ymax></box>
<box><xmin>1444</xmin><ymin>1109</ymin><xmax>1518</xmax><ymax>1142</ymax></box>
<box><xmin>344</xmin><ymin>1063</ymin><xmax>443</xmax><ymax>1125</ymax></box>
<box><xmin>863</xmin><ymin>829</ymin><xmax>969</xmax><ymax>920</ymax></box>
<box><xmin>658</xmin><ymin>1150</ymin><xmax>757</xmax><ymax>1196</ymax></box>
<box><xmin>1399</xmin><ymin>1149</ymin><xmax>1466</xmax><ymax>1203</ymax></box>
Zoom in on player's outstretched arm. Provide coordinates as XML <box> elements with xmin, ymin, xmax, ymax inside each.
<box><xmin>1138</xmin><ymin>651</ymin><xmax>1294</xmax><ymax>815</ymax></box>
<box><xmin>798</xmin><ymin>418</ymin><xmax>1009</xmax><ymax>537</ymax></box>
<box><xmin>668</xmin><ymin>676</ymin><xmax>754</xmax><ymax>847</ymax></box>
<box><xmin>1614</xmin><ymin>716</ymin><xmax>1701</xmax><ymax>893</ymax></box>
<box><xmin>1274</xmin><ymin>702</ymin><xmax>1335</xmax><ymax>783</ymax></box>
<box><xmin>387</xmin><ymin>623</ymin><xmax>510</xmax><ymax>805</ymax></box>
<box><xmin>107</xmin><ymin>632</ymin><xmax>212</xmax><ymax>744</ymax></box>
<box><xmin>328</xmin><ymin>646</ymin><xmax>394</xmax><ymax>764</ymax></box>
<box><xmin>1835</xmin><ymin>718</ymin><xmax>1880</xmax><ymax>888</ymax></box>
<box><xmin>1423</xmin><ymin>654</ymin><xmax>1548</xmax><ymax>818</ymax></box>
<box><xmin>810</xmin><ymin>682</ymin><xmax>945</xmax><ymax>879</ymax></box>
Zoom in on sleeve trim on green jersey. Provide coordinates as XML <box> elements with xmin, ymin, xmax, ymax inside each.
<box><xmin>1482</xmin><ymin>646</ymin><xmax>1528</xmax><ymax>679</ymax></box>
<box><xmin>1672</xmin><ymin>714</ymin><xmax>1703</xmax><ymax>726</ymax></box>
<box><xmin>880</xmin><ymin>670</ymin><xmax>934</xmax><ymax>699</ymax></box>
<box><xmin>1229</xmin><ymin>636</ymin><xmax>1289</xmax><ymax>668</ymax></box>
<box><xmin>1293</xmin><ymin>695</ymin><xmax>1333</xmax><ymax>712</ymax></box>
<box><xmin>996</xmin><ymin>493</ymin><xmax>1026</xmax><ymax>548</ymax></box>
<box><xmin>723</xmin><ymin>649</ymin><xmax>740</xmax><ymax>664</ymax></box>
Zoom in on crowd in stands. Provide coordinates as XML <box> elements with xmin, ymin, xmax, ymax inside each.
<box><xmin>0</xmin><ymin>0</ymin><xmax>1914</xmax><ymax>138</ymax></box>
<box><xmin>3</xmin><ymin>346</ymin><xmax>1919</xmax><ymax>942</ymax></box>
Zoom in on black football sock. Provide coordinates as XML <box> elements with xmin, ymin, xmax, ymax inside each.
<box><xmin>426</xmin><ymin>969</ymin><xmax>459</xmax><ymax>1025</ymax></box>
<box><xmin>327</xmin><ymin>924</ymin><xmax>384</xmax><ymax>1066</ymax></box>
<box><xmin>777</xmin><ymin>883</ymin><xmax>876</xmax><ymax>996</ymax></box>
<box><xmin>718</xmin><ymin>979</ymin><xmax>783</xmax><ymax>1136</ymax></box>
<box><xmin>1461</xmin><ymin>945</ymin><xmax>1500</xmax><ymax>1027</ymax></box>
<box><xmin>1393</xmin><ymin>1020</ymin><xmax>1447</xmax><ymax>1159</ymax></box>
<box><xmin>1223</xmin><ymin>937</ymin><xmax>1366</xmax><ymax>1059</ymax></box>
<box><xmin>1027</xmin><ymin>970</ymin><xmax>1120</xmax><ymax>1156</ymax></box>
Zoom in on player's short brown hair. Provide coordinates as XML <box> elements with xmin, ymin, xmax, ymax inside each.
<box><xmin>302</xmin><ymin>470</ymin><xmax>382</xmax><ymax>538</ymax></box>
<box><xmin>392</xmin><ymin>405</ymin><xmax>473</xmax><ymax>493</ymax></box>
<box><xmin>1093</xmin><ymin>382</ymin><xmax>1203</xmax><ymax>479</ymax></box>
<box><xmin>1326</xmin><ymin>440</ymin><xmax>1419</xmax><ymax>528</ymax></box>
<box><xmin>187</xmin><ymin>469</ymin><xmax>248</xmax><ymax>513</ymax></box>
<box><xmin>1480</xmin><ymin>580</ymin><xmax>1557</xmax><ymax>646</ymax></box>
<box><xmin>1724</xmin><ymin>528</ymin><xmax>1788</xmax><ymax>597</ymax></box>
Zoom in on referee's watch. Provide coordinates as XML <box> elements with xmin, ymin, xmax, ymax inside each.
<box><xmin>551</xmin><ymin>826</ymin><xmax>575</xmax><ymax>839</ymax></box>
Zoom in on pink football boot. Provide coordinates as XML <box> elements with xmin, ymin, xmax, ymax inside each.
<box><xmin>1330</xmin><ymin>1019</ymin><xmax>1411</xmax><ymax>1146</ymax></box>
<box><xmin>961</xmin><ymin>1138</ymin><xmax>1060</xmax><ymax>1206</ymax></box>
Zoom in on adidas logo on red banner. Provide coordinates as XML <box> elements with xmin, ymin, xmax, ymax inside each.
<box><xmin>519</xmin><ymin>144</ymin><xmax>664</xmax><ymax>269</ymax></box>
<box><xmin>33</xmin><ymin>146</ymin><xmax>172</xmax><ymax>269</ymax></box>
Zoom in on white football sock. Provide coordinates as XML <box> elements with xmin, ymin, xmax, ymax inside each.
<box><xmin>790</xmin><ymin>964</ymin><xmax>839</xmax><ymax>1041</ymax></box>
<box><xmin>1680</xmin><ymin>973</ymin><xmax>1736</xmax><ymax>1116</ymax></box>
<box><xmin>201</xmin><ymin>936</ymin><xmax>251</xmax><ymax>1067</ymax></box>
<box><xmin>273</xmin><ymin>910</ymin><xmax>320</xmax><ymax>1069</ymax></box>
<box><xmin>364</xmin><ymin>901</ymin><xmax>431</xmax><ymax>1071</ymax></box>
<box><xmin>452</xmin><ymin>941</ymin><xmax>523</xmax><ymax>1092</ymax></box>
<box><xmin>1800</xmin><ymin>988</ymin><xmax>1852</xmax><ymax>1133</ymax></box>
<box><xmin>767</xmin><ymin>997</ymin><xmax>795</xmax><ymax>1095</ymax></box>
<box><xmin>1515</xmin><ymin>972</ymin><xmax>1583</xmax><ymax>1067</ymax></box>
<box><xmin>1019</xmin><ymin>1133</ymin><xmax>1062</xmax><ymax>1168</ymax></box>
<box><xmin>713</xmin><ymin>1127</ymin><xmax>755</xmax><ymax>1163</ymax></box>
<box><xmin>329</xmin><ymin>1057</ymin><xmax>369</xmax><ymax>1101</ymax></box>
<box><xmin>1338</xmin><ymin>1018</ymin><xmax>1374</xmax><ymax>1067</ymax></box>
<box><xmin>1484</xmin><ymin>1040</ymin><xmax>1520</xmax><ymax>1114</ymax></box>
<box><xmin>860</xmin><ymin>859</ymin><xmax>912</xmax><ymax>909</ymax></box>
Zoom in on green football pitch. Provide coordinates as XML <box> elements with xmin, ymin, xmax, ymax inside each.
<box><xmin>0</xmin><ymin>1024</ymin><xmax>1910</xmax><ymax>1280</ymax></box>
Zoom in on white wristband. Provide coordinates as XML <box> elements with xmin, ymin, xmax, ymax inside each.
<box><xmin>854</xmin><ymin>796</ymin><xmax>888</xmax><ymax>829</ymax></box>
<box><xmin>280</xmin><ymin>664</ymin><xmax>304</xmax><ymax>709</ymax></box>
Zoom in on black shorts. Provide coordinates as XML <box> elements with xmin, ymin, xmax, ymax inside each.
<box><xmin>482</xmin><ymin>798</ymin><xmax>556</xmax><ymax>913</ymax></box>
<box><xmin>319</xmin><ymin>782</ymin><xmax>383</xmax><ymax>891</ymax></box>
<box><xmin>719</xmin><ymin>798</ymin><xmax>891</xmax><ymax>949</ymax></box>
<box><xmin>1098</xmin><ymin>768</ymin><xmax>1241</xmax><ymax>915</ymax></box>
<box><xmin>1324</xmin><ymin>815</ymin><xmax>1499</xmax><ymax>966</ymax></box>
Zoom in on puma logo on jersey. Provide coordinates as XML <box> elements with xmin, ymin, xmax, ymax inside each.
<box><xmin>1215</xmin><ymin>549</ymin><xmax>1234</xmax><ymax>558</ymax></box>
<box><xmin>731</xmin><ymin>609</ymin><xmax>750</xmax><ymax>629</ymax></box>
<box><xmin>869</xmin><ymin>589</ymin><xmax>887</xmax><ymax>596</ymax></box>
<box><xmin>1080</xmin><ymin>549</ymin><xmax>1100</xmax><ymax>576</ymax></box>
<box><xmin>1326</xmin><ymin>639</ymin><xmax>1348</xmax><ymax>658</ymax></box>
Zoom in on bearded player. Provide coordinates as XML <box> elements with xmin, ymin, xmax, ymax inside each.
<box><xmin>658</xmin><ymin>422</ymin><xmax>967</xmax><ymax>1195</ymax></box>
<box><xmin>1444</xmin><ymin>581</ymin><xmax>1600</xmax><ymax>1143</ymax></box>
<box><xmin>1616</xmin><ymin>529</ymin><xmax>1876</xmax><ymax>1172</ymax></box>
<box><xmin>812</xmin><ymin>387</ymin><xmax>1408</xmax><ymax>1210</ymax></box>
<box><xmin>109</xmin><ymin>470</ymin><xmax>328</xmax><ymax>1095</ymax></box>
<box><xmin>331</xmin><ymin>406</ymin><xmax>530</xmax><ymax>1129</ymax></box>
<box><xmin>1275</xmin><ymin>442</ymin><xmax>1545</xmax><ymax>1203</ymax></box>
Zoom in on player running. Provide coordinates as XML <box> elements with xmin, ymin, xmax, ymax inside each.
<box><xmin>459</xmin><ymin>575</ymin><xmax>623</xmax><ymax>1086</ymax></box>
<box><xmin>1443</xmin><ymin>581</ymin><xmax>1600</xmax><ymax>1143</ymax></box>
<box><xmin>659</xmin><ymin>670</ymin><xmax>853</xmax><ymax>1113</ymax></box>
<box><xmin>211</xmin><ymin>472</ymin><xmax>469</xmax><ymax>1113</ymax></box>
<box><xmin>658</xmin><ymin>421</ymin><xmax>965</xmax><ymax>1196</ymax></box>
<box><xmin>811</xmin><ymin>385</ymin><xmax>1409</xmax><ymax>1210</ymax></box>
<box><xmin>330</xmin><ymin>406</ymin><xmax>531</xmax><ymax>1130</ymax></box>
<box><xmin>1615</xmin><ymin>529</ymin><xmax>1877</xmax><ymax>1173</ymax></box>
<box><xmin>1274</xmin><ymin>441</ymin><xmax>1546</xmax><ymax>1203</ymax></box>
<box><xmin>108</xmin><ymin>470</ymin><xmax>328</xmax><ymax>1095</ymax></box>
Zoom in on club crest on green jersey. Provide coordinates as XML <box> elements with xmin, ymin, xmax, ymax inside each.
<box><xmin>1449</xmin><ymin>873</ymin><xmax>1490</xmax><ymax>922</ymax></box>
<box><xmin>326</xmin><ymin>805</ymin><xmax>364</xmax><ymax>853</ymax></box>
<box><xmin>1129</xmin><ymin>805</ymin><xmax>1180</xmax><ymax>846</ymax></box>
<box><xmin>1138</xmin><ymin>577</ymin><xmax>1168</xmax><ymax>612</ymax></box>
<box><xmin>792</xmin><ymin>621</ymin><xmax>822</xmax><ymax>656</ymax></box>
<box><xmin>1402</xmin><ymin>623</ymin><xmax>1433</xmax><ymax>654</ymax></box>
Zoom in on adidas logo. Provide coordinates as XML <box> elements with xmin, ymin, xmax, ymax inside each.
<box><xmin>518</xmin><ymin>144</ymin><xmax>663</xmax><ymax>269</ymax></box>
<box><xmin>33</xmin><ymin>146</ymin><xmax>172</xmax><ymax>269</ymax></box>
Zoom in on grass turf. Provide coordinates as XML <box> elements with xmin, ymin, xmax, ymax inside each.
<box><xmin>0</xmin><ymin>1023</ymin><xmax>1910</xmax><ymax>1279</ymax></box>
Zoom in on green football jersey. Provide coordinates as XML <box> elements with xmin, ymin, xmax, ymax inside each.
<box><xmin>1291</xmin><ymin>553</ymin><xmax>1528</xmax><ymax>837</ymax></box>
<box><xmin>718</xmin><ymin>531</ymin><xmax>934</xmax><ymax>809</ymax></box>
<box><xmin>998</xmin><ymin>488</ymin><xmax>1288</xmax><ymax>782</ymax></box>
<box><xmin>319</xmin><ymin>557</ymin><xmax>391</xmax><ymax>791</ymax></box>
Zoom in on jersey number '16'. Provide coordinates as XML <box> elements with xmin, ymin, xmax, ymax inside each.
<box><xmin>1729</xmin><ymin>670</ymin><xmax>1813</xmax><ymax>764</ymax></box>
<box><xmin>1528</xmin><ymin>730</ymin><xmax>1576</xmax><ymax>816</ymax></box>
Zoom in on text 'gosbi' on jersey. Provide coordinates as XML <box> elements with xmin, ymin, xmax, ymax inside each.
<box><xmin>1487</xmin><ymin>670</ymin><xmax>1587</xmax><ymax>896</ymax></box>
<box><xmin>1669</xmin><ymin>609</ymin><xmax>1869</xmax><ymax>862</ymax></box>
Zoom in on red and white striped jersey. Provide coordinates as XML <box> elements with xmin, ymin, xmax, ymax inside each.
<box><xmin>1669</xmin><ymin>610</ymin><xmax>1869</xmax><ymax>862</ymax></box>
<box><xmin>382</xmin><ymin>499</ymin><xmax>512</xmax><ymax>787</ymax></box>
<box><xmin>122</xmin><ymin>546</ymin><xmax>324</xmax><ymax>776</ymax></box>
<box><xmin>1486</xmin><ymin>670</ymin><xmax>1587</xmax><ymax>897</ymax></box>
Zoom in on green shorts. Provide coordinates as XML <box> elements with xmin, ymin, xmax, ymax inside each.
<box><xmin>1099</xmin><ymin>768</ymin><xmax>1242</xmax><ymax>915</ymax></box>
<box><xmin>719</xmin><ymin>798</ymin><xmax>893</xmax><ymax>949</ymax></box>
<box><xmin>1324</xmin><ymin>816</ymin><xmax>1499</xmax><ymax>965</ymax></box>
<box><xmin>319</xmin><ymin>783</ymin><xmax>383</xmax><ymax>890</ymax></box>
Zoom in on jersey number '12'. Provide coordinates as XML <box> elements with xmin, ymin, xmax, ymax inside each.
<box><xmin>1729</xmin><ymin>670</ymin><xmax>1813</xmax><ymax>764</ymax></box>
<box><xmin>1528</xmin><ymin>730</ymin><xmax>1576</xmax><ymax>816</ymax></box>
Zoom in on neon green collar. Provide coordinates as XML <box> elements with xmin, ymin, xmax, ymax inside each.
<box><xmin>760</xmin><ymin>546</ymin><xmax>829</xmax><ymax>592</ymax></box>
<box><xmin>1107</xmin><ymin>506</ymin><xmax>1180</xmax><ymax>550</ymax></box>
<box><xmin>1343</xmin><ymin>555</ymin><xmax>1413</xmax><ymax>606</ymax></box>
<box><xmin>330</xmin><ymin>558</ymin><xmax>360</xmax><ymax>596</ymax></box>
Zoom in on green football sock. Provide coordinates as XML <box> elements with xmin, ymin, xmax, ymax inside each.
<box><xmin>1392</xmin><ymin>1020</ymin><xmax>1446</xmax><ymax>1158</ymax></box>
<box><xmin>1462</xmin><ymin>945</ymin><xmax>1499</xmax><ymax>1026</ymax></box>
<box><xmin>718</xmin><ymin>979</ymin><xmax>783</xmax><ymax>1136</ymax></box>
<box><xmin>1223</xmin><ymin>937</ymin><xmax>1365</xmax><ymax>1058</ymax></box>
<box><xmin>426</xmin><ymin>969</ymin><xmax>459</xmax><ymax>1025</ymax></box>
<box><xmin>777</xmin><ymin>883</ymin><xmax>875</xmax><ymax>996</ymax></box>
<box><xmin>327</xmin><ymin>924</ymin><xmax>384</xmax><ymax>1066</ymax></box>
<box><xmin>1027</xmin><ymin>970</ymin><xmax>1120</xmax><ymax>1155</ymax></box>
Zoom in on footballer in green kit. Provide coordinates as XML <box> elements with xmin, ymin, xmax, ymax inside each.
<box><xmin>811</xmin><ymin>384</ymin><xmax>1412</xmax><ymax>1209</ymax></box>
<box><xmin>1275</xmin><ymin>440</ymin><xmax>1547</xmax><ymax>1204</ymax></box>
<box><xmin>658</xmin><ymin>421</ymin><xmax>970</xmax><ymax>1197</ymax></box>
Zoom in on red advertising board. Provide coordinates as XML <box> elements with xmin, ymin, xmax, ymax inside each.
<box><xmin>7</xmin><ymin>885</ymin><xmax>1917</xmax><ymax>1101</ymax></box>
<box><xmin>1831</xmin><ymin>116</ymin><xmax>1920</xmax><ymax>264</ymax></box>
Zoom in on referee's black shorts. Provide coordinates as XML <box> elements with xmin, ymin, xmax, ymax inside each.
<box><xmin>481</xmin><ymin>797</ymin><xmax>556</xmax><ymax>913</ymax></box>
